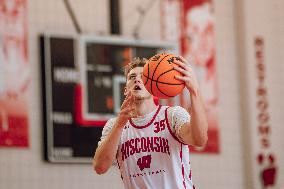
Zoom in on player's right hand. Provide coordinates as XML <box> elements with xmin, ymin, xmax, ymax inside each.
<box><xmin>117</xmin><ymin>92</ymin><xmax>137</xmax><ymax>126</ymax></box>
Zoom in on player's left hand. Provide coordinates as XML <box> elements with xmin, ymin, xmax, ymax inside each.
<box><xmin>173</xmin><ymin>56</ymin><xmax>200</xmax><ymax>96</ymax></box>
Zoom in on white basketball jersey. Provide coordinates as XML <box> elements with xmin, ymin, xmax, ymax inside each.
<box><xmin>116</xmin><ymin>105</ymin><xmax>195</xmax><ymax>189</ymax></box>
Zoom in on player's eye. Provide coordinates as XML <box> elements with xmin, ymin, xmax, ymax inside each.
<box><xmin>129</xmin><ymin>75</ymin><xmax>135</xmax><ymax>80</ymax></box>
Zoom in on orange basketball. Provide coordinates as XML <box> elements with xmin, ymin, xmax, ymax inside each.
<box><xmin>142</xmin><ymin>53</ymin><xmax>185</xmax><ymax>99</ymax></box>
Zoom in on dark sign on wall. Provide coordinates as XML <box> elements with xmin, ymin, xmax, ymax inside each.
<box><xmin>40</xmin><ymin>35</ymin><xmax>176</xmax><ymax>163</ymax></box>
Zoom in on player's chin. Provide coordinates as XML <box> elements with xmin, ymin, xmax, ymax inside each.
<box><xmin>132</xmin><ymin>91</ymin><xmax>141</xmax><ymax>97</ymax></box>
<box><xmin>142</xmin><ymin>93</ymin><xmax>153</xmax><ymax>100</ymax></box>
<box><xmin>134</xmin><ymin>93</ymin><xmax>151</xmax><ymax>101</ymax></box>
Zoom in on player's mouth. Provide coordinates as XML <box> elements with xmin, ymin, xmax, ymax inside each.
<box><xmin>133</xmin><ymin>85</ymin><xmax>142</xmax><ymax>91</ymax></box>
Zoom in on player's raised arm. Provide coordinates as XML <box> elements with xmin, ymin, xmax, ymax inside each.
<box><xmin>174</xmin><ymin>56</ymin><xmax>208</xmax><ymax>147</ymax></box>
<box><xmin>93</xmin><ymin>93</ymin><xmax>136</xmax><ymax>174</ymax></box>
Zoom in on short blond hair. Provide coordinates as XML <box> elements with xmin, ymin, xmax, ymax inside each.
<box><xmin>124</xmin><ymin>57</ymin><xmax>148</xmax><ymax>79</ymax></box>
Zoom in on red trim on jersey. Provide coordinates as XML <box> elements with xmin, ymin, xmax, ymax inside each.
<box><xmin>180</xmin><ymin>143</ymin><xmax>186</xmax><ymax>189</ymax></box>
<box><xmin>129</xmin><ymin>105</ymin><xmax>162</xmax><ymax>129</ymax></box>
<box><xmin>165</xmin><ymin>107</ymin><xmax>186</xmax><ymax>145</ymax></box>
<box><xmin>116</xmin><ymin>157</ymin><xmax>124</xmax><ymax>181</ymax></box>
<box><xmin>187</xmin><ymin>145</ymin><xmax>193</xmax><ymax>181</ymax></box>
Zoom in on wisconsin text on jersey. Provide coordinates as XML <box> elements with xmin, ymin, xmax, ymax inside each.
<box><xmin>121</xmin><ymin>136</ymin><xmax>171</xmax><ymax>161</ymax></box>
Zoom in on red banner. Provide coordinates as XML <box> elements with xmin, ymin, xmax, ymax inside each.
<box><xmin>162</xmin><ymin>0</ymin><xmax>219</xmax><ymax>153</ymax></box>
<box><xmin>181</xmin><ymin>0</ymin><xmax>219</xmax><ymax>153</ymax></box>
<box><xmin>0</xmin><ymin>0</ymin><xmax>30</xmax><ymax>147</ymax></box>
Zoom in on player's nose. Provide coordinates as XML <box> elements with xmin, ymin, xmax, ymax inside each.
<box><xmin>134</xmin><ymin>75</ymin><xmax>142</xmax><ymax>83</ymax></box>
<box><xmin>134</xmin><ymin>79</ymin><xmax>141</xmax><ymax>84</ymax></box>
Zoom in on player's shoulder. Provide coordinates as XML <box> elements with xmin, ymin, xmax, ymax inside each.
<box><xmin>106</xmin><ymin>117</ymin><xmax>117</xmax><ymax>125</ymax></box>
<box><xmin>104</xmin><ymin>117</ymin><xmax>118</xmax><ymax>129</ymax></box>
<box><xmin>166</xmin><ymin>105</ymin><xmax>188</xmax><ymax>113</ymax></box>
<box><xmin>165</xmin><ymin>105</ymin><xmax>190</xmax><ymax>118</ymax></box>
<box><xmin>107</xmin><ymin>117</ymin><xmax>117</xmax><ymax>123</ymax></box>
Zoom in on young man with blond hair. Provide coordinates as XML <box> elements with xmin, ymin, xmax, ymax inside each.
<box><xmin>93</xmin><ymin>56</ymin><xmax>208</xmax><ymax>189</ymax></box>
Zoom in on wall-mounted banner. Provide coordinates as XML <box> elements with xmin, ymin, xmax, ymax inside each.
<box><xmin>0</xmin><ymin>0</ymin><xmax>30</xmax><ymax>147</ymax></box>
<box><xmin>181</xmin><ymin>0</ymin><xmax>219</xmax><ymax>153</ymax></box>
<box><xmin>162</xmin><ymin>0</ymin><xmax>219</xmax><ymax>153</ymax></box>
<box><xmin>254</xmin><ymin>37</ymin><xmax>278</xmax><ymax>188</ymax></box>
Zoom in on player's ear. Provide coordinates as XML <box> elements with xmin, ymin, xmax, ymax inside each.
<box><xmin>124</xmin><ymin>87</ymin><xmax>128</xmax><ymax>96</ymax></box>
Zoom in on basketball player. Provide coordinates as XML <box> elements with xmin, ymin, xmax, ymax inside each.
<box><xmin>93</xmin><ymin>56</ymin><xmax>208</xmax><ymax>189</ymax></box>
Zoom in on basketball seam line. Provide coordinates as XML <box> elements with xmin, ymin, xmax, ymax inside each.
<box><xmin>150</xmin><ymin>54</ymin><xmax>170</xmax><ymax>96</ymax></box>
<box><xmin>142</xmin><ymin>74</ymin><xmax>184</xmax><ymax>85</ymax></box>
<box><xmin>157</xmin><ymin>68</ymin><xmax>177</xmax><ymax>97</ymax></box>
<box><xmin>145</xmin><ymin>63</ymin><xmax>150</xmax><ymax>85</ymax></box>
<box><xmin>156</xmin><ymin>83</ymin><xmax>174</xmax><ymax>97</ymax></box>
<box><xmin>155</xmin><ymin>67</ymin><xmax>184</xmax><ymax>97</ymax></box>
<box><xmin>156</xmin><ymin>67</ymin><xmax>184</xmax><ymax>84</ymax></box>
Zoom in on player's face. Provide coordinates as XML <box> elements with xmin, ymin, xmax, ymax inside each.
<box><xmin>125</xmin><ymin>67</ymin><xmax>152</xmax><ymax>100</ymax></box>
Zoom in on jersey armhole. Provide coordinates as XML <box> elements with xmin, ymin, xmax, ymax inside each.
<box><xmin>165</xmin><ymin>107</ymin><xmax>187</xmax><ymax>145</ymax></box>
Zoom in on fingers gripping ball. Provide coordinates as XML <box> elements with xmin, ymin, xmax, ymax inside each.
<box><xmin>142</xmin><ymin>53</ymin><xmax>185</xmax><ymax>99</ymax></box>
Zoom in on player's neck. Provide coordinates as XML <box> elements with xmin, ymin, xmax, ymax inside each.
<box><xmin>135</xmin><ymin>99</ymin><xmax>157</xmax><ymax>116</ymax></box>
